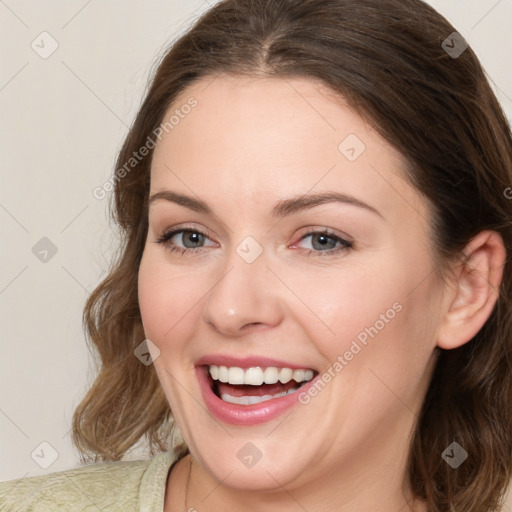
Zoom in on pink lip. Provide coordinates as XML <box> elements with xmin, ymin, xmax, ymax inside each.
<box><xmin>195</xmin><ymin>364</ymin><xmax>320</xmax><ymax>426</ymax></box>
<box><xmin>195</xmin><ymin>354</ymin><xmax>315</xmax><ymax>370</ymax></box>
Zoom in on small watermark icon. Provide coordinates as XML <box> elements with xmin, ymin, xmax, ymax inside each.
<box><xmin>237</xmin><ymin>442</ymin><xmax>263</xmax><ymax>468</ymax></box>
<box><xmin>236</xmin><ymin>236</ymin><xmax>263</xmax><ymax>264</ymax></box>
<box><xmin>442</xmin><ymin>441</ymin><xmax>468</xmax><ymax>469</ymax></box>
<box><xmin>31</xmin><ymin>441</ymin><xmax>59</xmax><ymax>469</ymax></box>
<box><xmin>32</xmin><ymin>237</ymin><xmax>58</xmax><ymax>263</ymax></box>
<box><xmin>31</xmin><ymin>31</ymin><xmax>59</xmax><ymax>59</ymax></box>
<box><xmin>503</xmin><ymin>187</ymin><xmax>512</xmax><ymax>200</ymax></box>
<box><xmin>134</xmin><ymin>339</ymin><xmax>161</xmax><ymax>365</ymax></box>
<box><xmin>442</xmin><ymin>32</ymin><xmax>468</xmax><ymax>59</ymax></box>
<box><xmin>338</xmin><ymin>133</ymin><xmax>366</xmax><ymax>162</ymax></box>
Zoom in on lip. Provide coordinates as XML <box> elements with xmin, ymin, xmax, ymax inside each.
<box><xmin>196</xmin><ymin>363</ymin><xmax>320</xmax><ymax>426</ymax></box>
<box><xmin>195</xmin><ymin>354</ymin><xmax>315</xmax><ymax>370</ymax></box>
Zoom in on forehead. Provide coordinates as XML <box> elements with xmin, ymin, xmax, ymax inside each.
<box><xmin>149</xmin><ymin>74</ymin><xmax>429</xmax><ymax>226</ymax></box>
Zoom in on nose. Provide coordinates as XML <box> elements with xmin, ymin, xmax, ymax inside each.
<box><xmin>201</xmin><ymin>248</ymin><xmax>284</xmax><ymax>337</ymax></box>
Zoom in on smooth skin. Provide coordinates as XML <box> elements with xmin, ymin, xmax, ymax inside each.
<box><xmin>137</xmin><ymin>74</ymin><xmax>505</xmax><ymax>512</ymax></box>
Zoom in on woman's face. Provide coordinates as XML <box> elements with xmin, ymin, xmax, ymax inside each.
<box><xmin>138</xmin><ymin>75</ymin><xmax>443</xmax><ymax>495</ymax></box>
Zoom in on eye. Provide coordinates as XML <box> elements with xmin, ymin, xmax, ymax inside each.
<box><xmin>155</xmin><ymin>228</ymin><xmax>216</xmax><ymax>255</ymax></box>
<box><xmin>294</xmin><ymin>229</ymin><xmax>353</xmax><ymax>257</ymax></box>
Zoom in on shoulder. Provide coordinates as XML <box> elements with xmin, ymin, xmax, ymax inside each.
<box><xmin>0</xmin><ymin>451</ymin><xmax>178</xmax><ymax>512</ymax></box>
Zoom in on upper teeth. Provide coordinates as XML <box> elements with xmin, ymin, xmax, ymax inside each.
<box><xmin>208</xmin><ymin>365</ymin><xmax>314</xmax><ymax>386</ymax></box>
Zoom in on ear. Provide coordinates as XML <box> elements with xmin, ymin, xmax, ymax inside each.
<box><xmin>437</xmin><ymin>230</ymin><xmax>506</xmax><ymax>350</ymax></box>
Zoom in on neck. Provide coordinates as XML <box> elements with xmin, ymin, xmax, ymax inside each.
<box><xmin>185</xmin><ymin>469</ymin><xmax>426</xmax><ymax>512</ymax></box>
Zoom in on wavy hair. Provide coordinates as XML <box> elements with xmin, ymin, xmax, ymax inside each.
<box><xmin>72</xmin><ymin>0</ymin><xmax>512</xmax><ymax>510</ymax></box>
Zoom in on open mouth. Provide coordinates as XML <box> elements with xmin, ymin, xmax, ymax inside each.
<box><xmin>206</xmin><ymin>365</ymin><xmax>318</xmax><ymax>405</ymax></box>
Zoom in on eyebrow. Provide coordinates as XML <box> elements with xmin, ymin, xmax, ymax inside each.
<box><xmin>148</xmin><ymin>190</ymin><xmax>384</xmax><ymax>219</ymax></box>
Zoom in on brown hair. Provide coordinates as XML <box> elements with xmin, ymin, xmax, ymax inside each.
<box><xmin>72</xmin><ymin>0</ymin><xmax>512</xmax><ymax>510</ymax></box>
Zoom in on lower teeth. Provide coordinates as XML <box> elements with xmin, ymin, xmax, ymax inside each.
<box><xmin>220</xmin><ymin>388</ymin><xmax>299</xmax><ymax>405</ymax></box>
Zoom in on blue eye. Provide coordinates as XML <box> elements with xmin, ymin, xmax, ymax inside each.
<box><xmin>296</xmin><ymin>230</ymin><xmax>353</xmax><ymax>256</ymax></box>
<box><xmin>155</xmin><ymin>228</ymin><xmax>353</xmax><ymax>257</ymax></box>
<box><xmin>155</xmin><ymin>228</ymin><xmax>214</xmax><ymax>255</ymax></box>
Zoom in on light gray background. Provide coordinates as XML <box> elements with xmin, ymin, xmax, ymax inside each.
<box><xmin>1</xmin><ymin>0</ymin><xmax>511</xmax><ymax>505</ymax></box>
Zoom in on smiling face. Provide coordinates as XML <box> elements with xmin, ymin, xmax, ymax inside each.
<box><xmin>138</xmin><ymin>74</ymin><xmax>443</xmax><ymax>505</ymax></box>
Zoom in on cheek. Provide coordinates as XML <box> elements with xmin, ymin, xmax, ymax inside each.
<box><xmin>137</xmin><ymin>250</ymin><xmax>202</xmax><ymax>346</ymax></box>
<box><xmin>334</xmin><ymin>272</ymin><xmax>440</xmax><ymax>412</ymax></box>
<box><xmin>294</xmin><ymin>251</ymin><xmax>438</xmax><ymax>378</ymax></box>
<box><xmin>284</xmin><ymin>259</ymin><xmax>402</xmax><ymax>354</ymax></box>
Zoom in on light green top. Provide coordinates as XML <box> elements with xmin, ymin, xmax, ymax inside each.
<box><xmin>0</xmin><ymin>451</ymin><xmax>179</xmax><ymax>511</ymax></box>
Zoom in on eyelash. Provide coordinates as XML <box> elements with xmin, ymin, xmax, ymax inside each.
<box><xmin>154</xmin><ymin>226</ymin><xmax>353</xmax><ymax>257</ymax></box>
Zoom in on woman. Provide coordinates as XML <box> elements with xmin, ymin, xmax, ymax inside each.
<box><xmin>1</xmin><ymin>0</ymin><xmax>511</xmax><ymax>510</ymax></box>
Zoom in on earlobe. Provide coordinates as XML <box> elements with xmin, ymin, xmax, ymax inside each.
<box><xmin>437</xmin><ymin>230</ymin><xmax>506</xmax><ymax>350</ymax></box>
